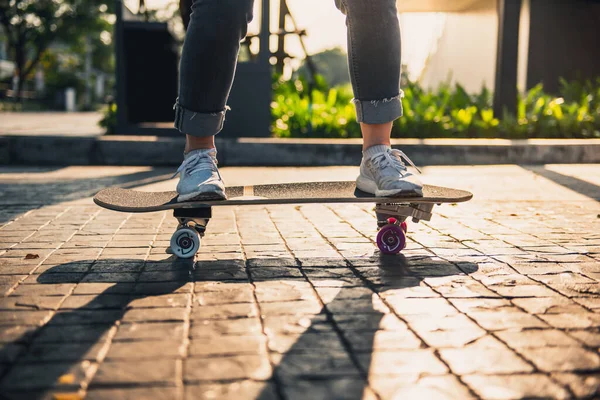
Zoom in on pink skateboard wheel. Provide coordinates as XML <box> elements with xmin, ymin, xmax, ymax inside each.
<box><xmin>376</xmin><ymin>224</ymin><xmax>406</xmax><ymax>254</ymax></box>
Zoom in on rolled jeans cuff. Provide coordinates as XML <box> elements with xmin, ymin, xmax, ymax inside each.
<box><xmin>352</xmin><ymin>91</ymin><xmax>404</xmax><ymax>124</ymax></box>
<box><xmin>174</xmin><ymin>102</ymin><xmax>227</xmax><ymax>137</ymax></box>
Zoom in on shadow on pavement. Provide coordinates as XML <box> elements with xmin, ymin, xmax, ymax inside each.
<box><xmin>0</xmin><ymin>168</ymin><xmax>174</xmax><ymax>225</ymax></box>
<box><xmin>523</xmin><ymin>166</ymin><xmax>600</xmax><ymax>201</ymax></box>
<box><xmin>256</xmin><ymin>255</ymin><xmax>479</xmax><ymax>400</ymax></box>
<box><xmin>0</xmin><ymin>254</ymin><xmax>479</xmax><ymax>399</ymax></box>
<box><xmin>0</xmin><ymin>256</ymin><xmax>194</xmax><ymax>398</ymax></box>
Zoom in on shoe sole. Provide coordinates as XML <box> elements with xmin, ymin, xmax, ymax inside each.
<box><xmin>356</xmin><ymin>176</ymin><xmax>423</xmax><ymax>197</ymax></box>
<box><xmin>178</xmin><ymin>190</ymin><xmax>227</xmax><ymax>202</ymax></box>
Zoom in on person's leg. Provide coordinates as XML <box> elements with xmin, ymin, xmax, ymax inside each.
<box><xmin>361</xmin><ymin>122</ymin><xmax>392</xmax><ymax>150</ymax></box>
<box><xmin>176</xmin><ymin>0</ymin><xmax>254</xmax><ymax>147</ymax></box>
<box><xmin>335</xmin><ymin>0</ymin><xmax>422</xmax><ymax>196</ymax></box>
<box><xmin>335</xmin><ymin>0</ymin><xmax>402</xmax><ymax>139</ymax></box>
<box><xmin>174</xmin><ymin>0</ymin><xmax>254</xmax><ymax>201</ymax></box>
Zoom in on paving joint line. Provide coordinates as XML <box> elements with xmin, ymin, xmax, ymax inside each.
<box><xmin>424</xmin><ymin>218</ymin><xmax>579</xmax><ymax>398</ymax></box>
<box><xmin>0</xmin><ymin>206</ymin><xmax>104</xmax><ymax>390</ymax></box>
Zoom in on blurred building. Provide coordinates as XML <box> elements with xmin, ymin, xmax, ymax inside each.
<box><xmin>398</xmin><ymin>0</ymin><xmax>600</xmax><ymax>99</ymax></box>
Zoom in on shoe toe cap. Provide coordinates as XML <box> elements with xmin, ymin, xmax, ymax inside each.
<box><xmin>390</xmin><ymin>175</ymin><xmax>422</xmax><ymax>189</ymax></box>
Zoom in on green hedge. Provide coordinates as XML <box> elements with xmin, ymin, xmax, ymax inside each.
<box><xmin>271</xmin><ymin>75</ymin><xmax>600</xmax><ymax>139</ymax></box>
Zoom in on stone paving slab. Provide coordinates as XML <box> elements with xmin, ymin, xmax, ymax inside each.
<box><xmin>0</xmin><ymin>165</ymin><xmax>599</xmax><ymax>399</ymax></box>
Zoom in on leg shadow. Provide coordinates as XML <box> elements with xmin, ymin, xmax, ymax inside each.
<box><xmin>257</xmin><ymin>254</ymin><xmax>480</xmax><ymax>400</ymax></box>
<box><xmin>0</xmin><ymin>256</ymin><xmax>193</xmax><ymax>398</ymax></box>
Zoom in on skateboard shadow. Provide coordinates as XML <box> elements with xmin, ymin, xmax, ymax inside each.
<box><xmin>0</xmin><ymin>254</ymin><xmax>479</xmax><ymax>399</ymax></box>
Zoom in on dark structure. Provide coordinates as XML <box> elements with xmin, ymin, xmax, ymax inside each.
<box><xmin>494</xmin><ymin>0</ymin><xmax>600</xmax><ymax>116</ymax></box>
<box><xmin>114</xmin><ymin>0</ymin><xmax>271</xmax><ymax>137</ymax></box>
<box><xmin>118</xmin><ymin>20</ymin><xmax>179</xmax><ymax>126</ymax></box>
<box><xmin>526</xmin><ymin>0</ymin><xmax>600</xmax><ymax>93</ymax></box>
<box><xmin>493</xmin><ymin>0</ymin><xmax>522</xmax><ymax>118</ymax></box>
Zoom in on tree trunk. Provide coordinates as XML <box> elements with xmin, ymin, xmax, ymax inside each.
<box><xmin>16</xmin><ymin>75</ymin><xmax>26</xmax><ymax>103</ymax></box>
<box><xmin>14</xmin><ymin>44</ymin><xmax>25</xmax><ymax>103</ymax></box>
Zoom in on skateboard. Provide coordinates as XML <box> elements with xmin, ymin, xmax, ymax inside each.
<box><xmin>94</xmin><ymin>181</ymin><xmax>472</xmax><ymax>258</ymax></box>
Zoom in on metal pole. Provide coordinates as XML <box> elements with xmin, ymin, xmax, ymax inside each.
<box><xmin>115</xmin><ymin>0</ymin><xmax>127</xmax><ymax>133</ymax></box>
<box><xmin>259</xmin><ymin>0</ymin><xmax>271</xmax><ymax>66</ymax></box>
<box><xmin>275</xmin><ymin>0</ymin><xmax>287</xmax><ymax>74</ymax></box>
<box><xmin>493</xmin><ymin>0</ymin><xmax>522</xmax><ymax>118</ymax></box>
<box><xmin>84</xmin><ymin>35</ymin><xmax>92</xmax><ymax>108</ymax></box>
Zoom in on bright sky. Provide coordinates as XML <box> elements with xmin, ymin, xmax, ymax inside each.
<box><xmin>125</xmin><ymin>0</ymin><xmax>445</xmax><ymax>79</ymax></box>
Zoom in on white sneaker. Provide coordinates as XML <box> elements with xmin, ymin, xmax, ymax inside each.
<box><xmin>356</xmin><ymin>145</ymin><xmax>423</xmax><ymax>197</ymax></box>
<box><xmin>174</xmin><ymin>149</ymin><xmax>226</xmax><ymax>202</ymax></box>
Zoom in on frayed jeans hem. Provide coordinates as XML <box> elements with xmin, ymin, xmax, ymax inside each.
<box><xmin>174</xmin><ymin>102</ymin><xmax>228</xmax><ymax>137</ymax></box>
<box><xmin>352</xmin><ymin>92</ymin><xmax>404</xmax><ymax>124</ymax></box>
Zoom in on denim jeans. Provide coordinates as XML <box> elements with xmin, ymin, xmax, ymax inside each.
<box><xmin>174</xmin><ymin>0</ymin><xmax>403</xmax><ymax>137</ymax></box>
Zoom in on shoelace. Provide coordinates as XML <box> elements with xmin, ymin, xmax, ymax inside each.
<box><xmin>172</xmin><ymin>152</ymin><xmax>218</xmax><ymax>178</ymax></box>
<box><xmin>371</xmin><ymin>149</ymin><xmax>422</xmax><ymax>174</ymax></box>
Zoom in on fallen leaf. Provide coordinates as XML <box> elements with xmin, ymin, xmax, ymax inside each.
<box><xmin>53</xmin><ymin>393</ymin><xmax>83</xmax><ymax>400</ymax></box>
<box><xmin>24</xmin><ymin>254</ymin><xmax>39</xmax><ymax>260</ymax></box>
<box><xmin>58</xmin><ymin>374</ymin><xmax>75</xmax><ymax>384</ymax></box>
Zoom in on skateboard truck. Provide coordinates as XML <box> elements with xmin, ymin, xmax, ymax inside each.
<box><xmin>173</xmin><ymin>207</ymin><xmax>212</xmax><ymax>234</ymax></box>
<box><xmin>375</xmin><ymin>202</ymin><xmax>434</xmax><ymax>224</ymax></box>
<box><xmin>170</xmin><ymin>207</ymin><xmax>212</xmax><ymax>258</ymax></box>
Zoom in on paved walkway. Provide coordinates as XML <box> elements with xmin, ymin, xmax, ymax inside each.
<box><xmin>0</xmin><ymin>165</ymin><xmax>599</xmax><ymax>399</ymax></box>
<box><xmin>0</xmin><ymin>112</ymin><xmax>104</xmax><ymax>136</ymax></box>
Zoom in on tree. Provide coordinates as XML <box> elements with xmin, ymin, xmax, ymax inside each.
<box><xmin>297</xmin><ymin>47</ymin><xmax>350</xmax><ymax>87</ymax></box>
<box><xmin>0</xmin><ymin>0</ymin><xmax>113</xmax><ymax>101</ymax></box>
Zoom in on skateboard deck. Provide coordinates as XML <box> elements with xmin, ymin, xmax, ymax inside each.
<box><xmin>94</xmin><ymin>181</ymin><xmax>472</xmax><ymax>213</ymax></box>
<box><xmin>94</xmin><ymin>181</ymin><xmax>472</xmax><ymax>257</ymax></box>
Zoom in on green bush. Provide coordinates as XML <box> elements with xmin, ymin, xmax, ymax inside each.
<box><xmin>101</xmin><ymin>75</ymin><xmax>599</xmax><ymax>139</ymax></box>
<box><xmin>271</xmin><ymin>75</ymin><xmax>600</xmax><ymax>139</ymax></box>
<box><xmin>499</xmin><ymin>78</ymin><xmax>600</xmax><ymax>139</ymax></box>
<box><xmin>99</xmin><ymin>101</ymin><xmax>117</xmax><ymax>134</ymax></box>
<box><xmin>271</xmin><ymin>74</ymin><xmax>361</xmax><ymax>138</ymax></box>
